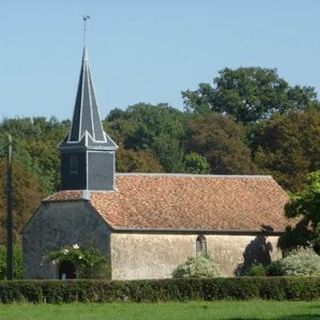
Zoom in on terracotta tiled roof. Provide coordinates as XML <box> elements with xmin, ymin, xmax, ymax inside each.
<box><xmin>46</xmin><ymin>174</ymin><xmax>290</xmax><ymax>232</ymax></box>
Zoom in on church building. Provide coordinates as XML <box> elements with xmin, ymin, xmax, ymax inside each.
<box><xmin>23</xmin><ymin>47</ymin><xmax>290</xmax><ymax>280</ymax></box>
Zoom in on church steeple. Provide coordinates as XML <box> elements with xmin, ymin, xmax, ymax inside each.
<box><xmin>59</xmin><ymin>46</ymin><xmax>117</xmax><ymax>191</ymax></box>
<box><xmin>68</xmin><ymin>47</ymin><xmax>107</xmax><ymax>143</ymax></box>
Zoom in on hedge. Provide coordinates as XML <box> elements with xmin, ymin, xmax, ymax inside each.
<box><xmin>1</xmin><ymin>277</ymin><xmax>320</xmax><ymax>303</ymax></box>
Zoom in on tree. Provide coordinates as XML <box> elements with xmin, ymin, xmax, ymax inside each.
<box><xmin>250</xmin><ymin>111</ymin><xmax>320</xmax><ymax>192</ymax></box>
<box><xmin>116</xmin><ymin>147</ymin><xmax>163</xmax><ymax>173</ymax></box>
<box><xmin>0</xmin><ymin>160</ymin><xmax>43</xmax><ymax>244</ymax></box>
<box><xmin>182</xmin><ymin>67</ymin><xmax>319</xmax><ymax>123</ymax></box>
<box><xmin>105</xmin><ymin>103</ymin><xmax>186</xmax><ymax>172</ymax></box>
<box><xmin>0</xmin><ymin>117</ymin><xmax>69</xmax><ymax>193</ymax></box>
<box><xmin>278</xmin><ymin>171</ymin><xmax>320</xmax><ymax>253</ymax></box>
<box><xmin>185</xmin><ymin>113</ymin><xmax>257</xmax><ymax>174</ymax></box>
<box><xmin>184</xmin><ymin>152</ymin><xmax>211</xmax><ymax>174</ymax></box>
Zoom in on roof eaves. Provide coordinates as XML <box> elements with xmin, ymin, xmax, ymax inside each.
<box><xmin>110</xmin><ymin>227</ymin><xmax>286</xmax><ymax>236</ymax></box>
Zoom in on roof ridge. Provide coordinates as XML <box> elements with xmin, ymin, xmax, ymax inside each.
<box><xmin>115</xmin><ymin>173</ymin><xmax>273</xmax><ymax>179</ymax></box>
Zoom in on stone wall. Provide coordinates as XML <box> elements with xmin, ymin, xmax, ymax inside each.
<box><xmin>111</xmin><ymin>233</ymin><xmax>282</xmax><ymax>279</ymax></box>
<box><xmin>23</xmin><ymin>201</ymin><xmax>111</xmax><ymax>279</ymax></box>
<box><xmin>23</xmin><ymin>201</ymin><xmax>283</xmax><ymax>280</ymax></box>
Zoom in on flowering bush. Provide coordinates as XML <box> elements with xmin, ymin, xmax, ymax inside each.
<box><xmin>172</xmin><ymin>255</ymin><xmax>220</xmax><ymax>279</ymax></box>
<box><xmin>46</xmin><ymin>244</ymin><xmax>109</xmax><ymax>279</ymax></box>
<box><xmin>277</xmin><ymin>247</ymin><xmax>320</xmax><ymax>276</ymax></box>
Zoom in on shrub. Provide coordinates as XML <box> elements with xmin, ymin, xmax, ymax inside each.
<box><xmin>1</xmin><ymin>277</ymin><xmax>320</xmax><ymax>303</ymax></box>
<box><xmin>172</xmin><ymin>255</ymin><xmax>219</xmax><ymax>279</ymax></box>
<box><xmin>246</xmin><ymin>264</ymin><xmax>267</xmax><ymax>277</ymax></box>
<box><xmin>46</xmin><ymin>244</ymin><xmax>110</xmax><ymax>279</ymax></box>
<box><xmin>278</xmin><ymin>247</ymin><xmax>320</xmax><ymax>276</ymax></box>
<box><xmin>267</xmin><ymin>260</ymin><xmax>285</xmax><ymax>276</ymax></box>
<box><xmin>0</xmin><ymin>245</ymin><xmax>23</xmax><ymax>280</ymax></box>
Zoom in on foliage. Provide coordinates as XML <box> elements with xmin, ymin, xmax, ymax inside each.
<box><xmin>46</xmin><ymin>244</ymin><xmax>109</xmax><ymax>279</ymax></box>
<box><xmin>0</xmin><ymin>117</ymin><xmax>69</xmax><ymax>194</ymax></box>
<box><xmin>246</xmin><ymin>264</ymin><xmax>267</xmax><ymax>277</ymax></box>
<box><xmin>0</xmin><ymin>245</ymin><xmax>23</xmax><ymax>280</ymax></box>
<box><xmin>279</xmin><ymin>171</ymin><xmax>320</xmax><ymax>252</ymax></box>
<box><xmin>0</xmin><ymin>160</ymin><xmax>43</xmax><ymax>244</ymax></box>
<box><xmin>276</xmin><ymin>247</ymin><xmax>320</xmax><ymax>276</ymax></box>
<box><xmin>116</xmin><ymin>147</ymin><xmax>163</xmax><ymax>173</ymax></box>
<box><xmin>267</xmin><ymin>260</ymin><xmax>285</xmax><ymax>276</ymax></box>
<box><xmin>250</xmin><ymin>111</ymin><xmax>320</xmax><ymax>192</ymax></box>
<box><xmin>172</xmin><ymin>255</ymin><xmax>219</xmax><ymax>279</ymax></box>
<box><xmin>182</xmin><ymin>67</ymin><xmax>319</xmax><ymax>123</ymax></box>
<box><xmin>105</xmin><ymin>103</ymin><xmax>186</xmax><ymax>172</ymax></box>
<box><xmin>183</xmin><ymin>152</ymin><xmax>211</xmax><ymax>174</ymax></box>
<box><xmin>185</xmin><ymin>113</ymin><xmax>257</xmax><ymax>174</ymax></box>
<box><xmin>2</xmin><ymin>277</ymin><xmax>320</xmax><ymax>303</ymax></box>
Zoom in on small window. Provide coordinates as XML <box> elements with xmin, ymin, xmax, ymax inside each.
<box><xmin>196</xmin><ymin>235</ymin><xmax>207</xmax><ymax>256</ymax></box>
<box><xmin>69</xmin><ymin>155</ymin><xmax>78</xmax><ymax>175</ymax></box>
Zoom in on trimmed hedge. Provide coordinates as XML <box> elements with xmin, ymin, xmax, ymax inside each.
<box><xmin>1</xmin><ymin>277</ymin><xmax>320</xmax><ymax>303</ymax></box>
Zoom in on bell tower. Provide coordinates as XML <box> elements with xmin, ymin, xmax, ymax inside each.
<box><xmin>59</xmin><ymin>47</ymin><xmax>117</xmax><ymax>190</ymax></box>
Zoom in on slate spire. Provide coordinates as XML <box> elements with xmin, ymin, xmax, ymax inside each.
<box><xmin>69</xmin><ymin>47</ymin><xmax>106</xmax><ymax>143</ymax></box>
<box><xmin>59</xmin><ymin>47</ymin><xmax>117</xmax><ymax>191</ymax></box>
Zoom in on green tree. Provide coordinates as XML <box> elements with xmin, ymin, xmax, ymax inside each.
<box><xmin>184</xmin><ymin>152</ymin><xmax>211</xmax><ymax>174</ymax></box>
<box><xmin>116</xmin><ymin>147</ymin><xmax>163</xmax><ymax>173</ymax></box>
<box><xmin>185</xmin><ymin>113</ymin><xmax>257</xmax><ymax>174</ymax></box>
<box><xmin>250</xmin><ymin>111</ymin><xmax>320</xmax><ymax>192</ymax></box>
<box><xmin>105</xmin><ymin>103</ymin><xmax>186</xmax><ymax>172</ymax></box>
<box><xmin>0</xmin><ymin>117</ymin><xmax>69</xmax><ymax>193</ymax></box>
<box><xmin>182</xmin><ymin>67</ymin><xmax>319</xmax><ymax>123</ymax></box>
<box><xmin>0</xmin><ymin>160</ymin><xmax>43</xmax><ymax>244</ymax></box>
<box><xmin>278</xmin><ymin>171</ymin><xmax>320</xmax><ymax>253</ymax></box>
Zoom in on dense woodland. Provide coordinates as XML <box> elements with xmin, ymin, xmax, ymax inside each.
<box><xmin>1</xmin><ymin>66</ymin><xmax>320</xmax><ymax>245</ymax></box>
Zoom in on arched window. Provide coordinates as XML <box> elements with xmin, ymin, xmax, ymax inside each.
<box><xmin>59</xmin><ymin>261</ymin><xmax>76</xmax><ymax>279</ymax></box>
<box><xmin>196</xmin><ymin>235</ymin><xmax>207</xmax><ymax>256</ymax></box>
<box><xmin>69</xmin><ymin>155</ymin><xmax>78</xmax><ymax>175</ymax></box>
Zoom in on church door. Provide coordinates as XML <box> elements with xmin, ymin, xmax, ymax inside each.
<box><xmin>59</xmin><ymin>261</ymin><xmax>76</xmax><ymax>279</ymax></box>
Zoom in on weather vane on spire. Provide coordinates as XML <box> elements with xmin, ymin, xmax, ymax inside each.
<box><xmin>83</xmin><ymin>15</ymin><xmax>91</xmax><ymax>46</ymax></box>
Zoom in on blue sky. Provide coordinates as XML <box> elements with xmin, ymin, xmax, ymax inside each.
<box><xmin>1</xmin><ymin>1</ymin><xmax>320</xmax><ymax>120</ymax></box>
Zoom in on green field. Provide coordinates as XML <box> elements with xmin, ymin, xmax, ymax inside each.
<box><xmin>0</xmin><ymin>301</ymin><xmax>320</xmax><ymax>320</ymax></box>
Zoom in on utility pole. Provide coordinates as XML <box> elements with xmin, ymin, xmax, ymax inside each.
<box><xmin>6</xmin><ymin>134</ymin><xmax>13</xmax><ymax>280</ymax></box>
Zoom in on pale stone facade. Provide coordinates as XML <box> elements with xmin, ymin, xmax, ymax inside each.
<box><xmin>23</xmin><ymin>199</ymin><xmax>283</xmax><ymax>279</ymax></box>
<box><xmin>111</xmin><ymin>233</ymin><xmax>282</xmax><ymax>279</ymax></box>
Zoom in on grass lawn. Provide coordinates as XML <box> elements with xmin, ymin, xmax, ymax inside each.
<box><xmin>0</xmin><ymin>300</ymin><xmax>320</xmax><ymax>320</ymax></box>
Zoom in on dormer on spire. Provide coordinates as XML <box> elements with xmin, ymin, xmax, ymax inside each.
<box><xmin>59</xmin><ymin>47</ymin><xmax>117</xmax><ymax>191</ymax></box>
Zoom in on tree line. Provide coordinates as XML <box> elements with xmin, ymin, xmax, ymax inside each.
<box><xmin>1</xmin><ymin>66</ymin><xmax>320</xmax><ymax>245</ymax></box>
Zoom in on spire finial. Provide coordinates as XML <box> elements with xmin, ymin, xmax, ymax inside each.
<box><xmin>83</xmin><ymin>15</ymin><xmax>90</xmax><ymax>46</ymax></box>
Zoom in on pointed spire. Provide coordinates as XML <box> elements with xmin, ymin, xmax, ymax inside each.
<box><xmin>67</xmin><ymin>47</ymin><xmax>105</xmax><ymax>142</ymax></box>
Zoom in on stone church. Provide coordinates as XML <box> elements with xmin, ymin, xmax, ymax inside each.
<box><xmin>23</xmin><ymin>47</ymin><xmax>290</xmax><ymax>280</ymax></box>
